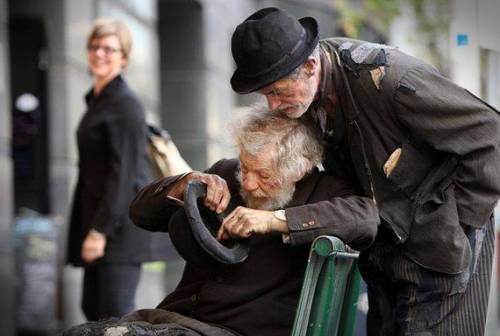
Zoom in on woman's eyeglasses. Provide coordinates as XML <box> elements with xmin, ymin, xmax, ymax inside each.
<box><xmin>87</xmin><ymin>45</ymin><xmax>122</xmax><ymax>55</ymax></box>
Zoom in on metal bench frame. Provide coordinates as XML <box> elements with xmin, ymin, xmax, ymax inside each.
<box><xmin>292</xmin><ymin>236</ymin><xmax>361</xmax><ymax>336</ymax></box>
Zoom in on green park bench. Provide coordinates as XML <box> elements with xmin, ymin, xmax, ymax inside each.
<box><xmin>292</xmin><ymin>235</ymin><xmax>362</xmax><ymax>336</ymax></box>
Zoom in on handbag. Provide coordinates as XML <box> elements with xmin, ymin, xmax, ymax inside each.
<box><xmin>147</xmin><ymin>125</ymin><xmax>192</xmax><ymax>178</ymax></box>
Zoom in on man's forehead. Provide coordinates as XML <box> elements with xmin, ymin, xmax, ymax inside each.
<box><xmin>239</xmin><ymin>148</ymin><xmax>275</xmax><ymax>170</ymax></box>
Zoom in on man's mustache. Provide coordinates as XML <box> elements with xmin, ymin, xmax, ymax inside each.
<box><xmin>247</xmin><ymin>189</ymin><xmax>267</xmax><ymax>198</ymax></box>
<box><xmin>272</xmin><ymin>103</ymin><xmax>308</xmax><ymax>115</ymax></box>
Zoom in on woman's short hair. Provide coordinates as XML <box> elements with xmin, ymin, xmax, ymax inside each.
<box><xmin>87</xmin><ymin>18</ymin><xmax>132</xmax><ymax>60</ymax></box>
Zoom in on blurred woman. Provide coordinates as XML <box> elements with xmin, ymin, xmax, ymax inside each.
<box><xmin>66</xmin><ymin>18</ymin><xmax>167</xmax><ymax>321</ymax></box>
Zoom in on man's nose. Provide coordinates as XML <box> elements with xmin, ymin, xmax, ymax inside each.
<box><xmin>266</xmin><ymin>96</ymin><xmax>281</xmax><ymax>111</ymax></box>
<box><xmin>242</xmin><ymin>174</ymin><xmax>258</xmax><ymax>191</ymax></box>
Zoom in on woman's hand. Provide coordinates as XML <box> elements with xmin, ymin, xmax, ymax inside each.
<box><xmin>81</xmin><ymin>229</ymin><xmax>107</xmax><ymax>263</ymax></box>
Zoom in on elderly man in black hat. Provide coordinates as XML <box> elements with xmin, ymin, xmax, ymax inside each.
<box><xmin>63</xmin><ymin>106</ymin><xmax>378</xmax><ymax>336</ymax></box>
<box><xmin>230</xmin><ymin>7</ymin><xmax>500</xmax><ymax>336</ymax></box>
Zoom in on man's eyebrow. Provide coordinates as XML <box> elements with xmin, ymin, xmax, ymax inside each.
<box><xmin>255</xmin><ymin>166</ymin><xmax>273</xmax><ymax>175</ymax></box>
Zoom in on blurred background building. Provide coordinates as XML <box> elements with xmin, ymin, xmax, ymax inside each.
<box><xmin>0</xmin><ymin>0</ymin><xmax>498</xmax><ymax>335</ymax></box>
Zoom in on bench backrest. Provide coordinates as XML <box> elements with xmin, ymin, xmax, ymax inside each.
<box><xmin>291</xmin><ymin>235</ymin><xmax>361</xmax><ymax>336</ymax></box>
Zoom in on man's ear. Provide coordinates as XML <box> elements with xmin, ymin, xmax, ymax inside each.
<box><xmin>303</xmin><ymin>57</ymin><xmax>318</xmax><ymax>77</ymax></box>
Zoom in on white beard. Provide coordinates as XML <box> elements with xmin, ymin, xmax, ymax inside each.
<box><xmin>236</xmin><ymin>172</ymin><xmax>296</xmax><ymax>210</ymax></box>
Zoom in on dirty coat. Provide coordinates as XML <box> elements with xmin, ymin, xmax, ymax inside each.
<box><xmin>313</xmin><ymin>38</ymin><xmax>500</xmax><ymax>274</ymax></box>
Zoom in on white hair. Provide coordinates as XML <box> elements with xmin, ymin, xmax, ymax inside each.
<box><xmin>229</xmin><ymin>103</ymin><xmax>323</xmax><ymax>184</ymax></box>
<box><xmin>285</xmin><ymin>45</ymin><xmax>321</xmax><ymax>80</ymax></box>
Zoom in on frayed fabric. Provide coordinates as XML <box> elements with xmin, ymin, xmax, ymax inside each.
<box><xmin>60</xmin><ymin>318</ymin><xmax>201</xmax><ymax>336</ymax></box>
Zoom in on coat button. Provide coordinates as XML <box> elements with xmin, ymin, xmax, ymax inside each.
<box><xmin>190</xmin><ymin>294</ymin><xmax>197</xmax><ymax>302</ymax></box>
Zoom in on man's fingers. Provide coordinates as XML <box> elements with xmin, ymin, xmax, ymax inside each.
<box><xmin>210</xmin><ymin>178</ymin><xmax>225</xmax><ymax>210</ymax></box>
<box><xmin>217</xmin><ymin>191</ymin><xmax>231</xmax><ymax>214</ymax></box>
<box><xmin>187</xmin><ymin>173</ymin><xmax>229</xmax><ymax>212</ymax></box>
<box><xmin>203</xmin><ymin>177</ymin><xmax>217</xmax><ymax>209</ymax></box>
<box><xmin>219</xmin><ymin>209</ymin><xmax>238</xmax><ymax>239</ymax></box>
<box><xmin>223</xmin><ymin>207</ymin><xmax>239</xmax><ymax>223</ymax></box>
<box><xmin>217</xmin><ymin>208</ymin><xmax>277</xmax><ymax>240</ymax></box>
<box><xmin>203</xmin><ymin>182</ymin><xmax>218</xmax><ymax>210</ymax></box>
<box><xmin>219</xmin><ymin>231</ymin><xmax>230</xmax><ymax>241</ymax></box>
<box><xmin>216</xmin><ymin>225</ymin><xmax>225</xmax><ymax>240</ymax></box>
<box><xmin>218</xmin><ymin>207</ymin><xmax>257</xmax><ymax>239</ymax></box>
<box><xmin>217</xmin><ymin>225</ymin><xmax>232</xmax><ymax>241</ymax></box>
<box><xmin>201</xmin><ymin>175</ymin><xmax>229</xmax><ymax>212</ymax></box>
<box><xmin>213</xmin><ymin>177</ymin><xmax>230</xmax><ymax>213</ymax></box>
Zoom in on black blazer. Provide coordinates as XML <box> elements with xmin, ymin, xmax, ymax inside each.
<box><xmin>129</xmin><ymin>158</ymin><xmax>379</xmax><ymax>336</ymax></box>
<box><xmin>67</xmin><ymin>75</ymin><xmax>169</xmax><ymax>266</ymax></box>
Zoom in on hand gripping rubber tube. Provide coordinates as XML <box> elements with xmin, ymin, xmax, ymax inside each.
<box><xmin>184</xmin><ymin>181</ymin><xmax>249</xmax><ymax>264</ymax></box>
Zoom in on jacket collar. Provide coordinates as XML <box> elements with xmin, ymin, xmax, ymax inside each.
<box><xmin>304</xmin><ymin>43</ymin><xmax>334</xmax><ymax>135</ymax></box>
<box><xmin>286</xmin><ymin>167</ymin><xmax>322</xmax><ymax>208</ymax></box>
<box><xmin>85</xmin><ymin>74</ymin><xmax>125</xmax><ymax>106</ymax></box>
<box><xmin>302</xmin><ymin>41</ymin><xmax>347</xmax><ymax>147</ymax></box>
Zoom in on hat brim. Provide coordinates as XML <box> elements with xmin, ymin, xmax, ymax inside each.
<box><xmin>231</xmin><ymin>16</ymin><xmax>319</xmax><ymax>94</ymax></box>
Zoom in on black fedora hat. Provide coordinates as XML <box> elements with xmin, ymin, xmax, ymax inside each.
<box><xmin>168</xmin><ymin>181</ymin><xmax>249</xmax><ymax>269</ymax></box>
<box><xmin>231</xmin><ymin>7</ymin><xmax>319</xmax><ymax>94</ymax></box>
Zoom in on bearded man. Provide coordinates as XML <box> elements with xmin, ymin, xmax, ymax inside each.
<box><xmin>120</xmin><ymin>107</ymin><xmax>378</xmax><ymax>336</ymax></box>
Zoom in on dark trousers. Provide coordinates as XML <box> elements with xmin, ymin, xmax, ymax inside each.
<box><xmin>82</xmin><ymin>262</ymin><xmax>141</xmax><ymax>321</ymax></box>
<box><xmin>359</xmin><ymin>219</ymin><xmax>494</xmax><ymax>336</ymax></box>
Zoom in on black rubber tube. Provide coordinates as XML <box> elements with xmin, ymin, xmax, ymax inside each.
<box><xmin>184</xmin><ymin>181</ymin><xmax>249</xmax><ymax>264</ymax></box>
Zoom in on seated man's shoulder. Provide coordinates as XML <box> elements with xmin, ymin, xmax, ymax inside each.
<box><xmin>208</xmin><ymin>158</ymin><xmax>241</xmax><ymax>187</ymax></box>
<box><xmin>314</xmin><ymin>170</ymin><xmax>359</xmax><ymax>197</ymax></box>
<box><xmin>209</xmin><ymin>158</ymin><xmax>239</xmax><ymax>175</ymax></box>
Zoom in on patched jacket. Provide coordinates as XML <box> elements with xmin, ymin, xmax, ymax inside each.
<box><xmin>317</xmin><ymin>38</ymin><xmax>500</xmax><ymax>274</ymax></box>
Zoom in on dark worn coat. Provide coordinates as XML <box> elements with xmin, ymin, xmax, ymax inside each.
<box><xmin>314</xmin><ymin>38</ymin><xmax>500</xmax><ymax>274</ymax></box>
<box><xmin>129</xmin><ymin>158</ymin><xmax>379</xmax><ymax>336</ymax></box>
<box><xmin>67</xmin><ymin>75</ymin><xmax>169</xmax><ymax>266</ymax></box>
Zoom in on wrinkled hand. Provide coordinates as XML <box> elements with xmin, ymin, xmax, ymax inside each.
<box><xmin>186</xmin><ymin>172</ymin><xmax>231</xmax><ymax>214</ymax></box>
<box><xmin>81</xmin><ymin>230</ymin><xmax>106</xmax><ymax>263</ymax></box>
<box><xmin>216</xmin><ymin>206</ymin><xmax>288</xmax><ymax>240</ymax></box>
